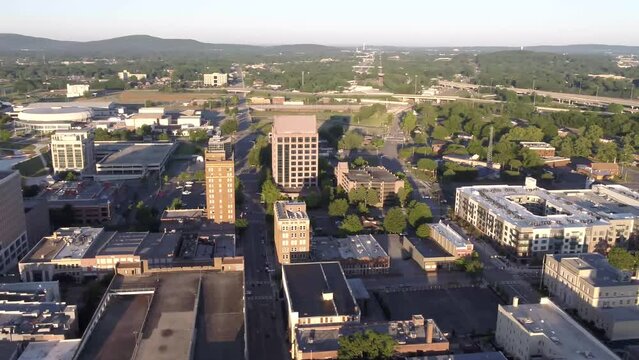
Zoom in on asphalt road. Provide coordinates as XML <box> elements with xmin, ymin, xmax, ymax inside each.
<box><xmin>233</xmin><ymin>92</ymin><xmax>289</xmax><ymax>360</ymax></box>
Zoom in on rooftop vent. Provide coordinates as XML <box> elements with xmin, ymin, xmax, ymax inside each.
<box><xmin>322</xmin><ymin>291</ymin><xmax>333</xmax><ymax>301</ymax></box>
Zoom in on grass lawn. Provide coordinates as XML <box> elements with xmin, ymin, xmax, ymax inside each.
<box><xmin>355</xmin><ymin>111</ymin><xmax>391</xmax><ymax>127</ymax></box>
<box><xmin>0</xmin><ymin>141</ymin><xmax>36</xmax><ymax>152</ymax></box>
<box><xmin>13</xmin><ymin>151</ymin><xmax>51</xmax><ymax>177</ymax></box>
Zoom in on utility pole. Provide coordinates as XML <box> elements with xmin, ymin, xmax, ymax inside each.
<box><xmin>487</xmin><ymin>126</ymin><xmax>494</xmax><ymax>168</ymax></box>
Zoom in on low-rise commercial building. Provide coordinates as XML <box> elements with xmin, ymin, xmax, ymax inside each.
<box><xmin>94</xmin><ymin>142</ymin><xmax>176</xmax><ymax>180</ymax></box>
<box><xmin>402</xmin><ymin>236</ymin><xmax>457</xmax><ymax>272</ymax></box>
<box><xmin>51</xmin><ymin>129</ymin><xmax>95</xmax><ymax>174</ymax></box>
<box><xmin>495</xmin><ymin>297</ymin><xmax>619</xmax><ymax>360</ymax></box>
<box><xmin>203</xmin><ymin>73</ymin><xmax>228</xmax><ymax>87</ymax></box>
<box><xmin>0</xmin><ymin>171</ymin><xmax>29</xmax><ymax>274</ymax></box>
<box><xmin>335</xmin><ymin>162</ymin><xmax>403</xmax><ymax>207</ymax></box>
<box><xmin>577</xmin><ymin>162</ymin><xmax>620</xmax><ymax>180</ymax></box>
<box><xmin>66</xmin><ymin>84</ymin><xmax>89</xmax><ymax>98</ymax></box>
<box><xmin>543</xmin><ymin>253</ymin><xmax>639</xmax><ymax>340</ymax></box>
<box><xmin>454</xmin><ymin>178</ymin><xmax>639</xmax><ymax>258</ymax></box>
<box><xmin>117</xmin><ymin>70</ymin><xmax>146</xmax><ymax>81</ymax></box>
<box><xmin>0</xmin><ymin>282</ymin><xmax>77</xmax><ymax>342</ymax></box>
<box><xmin>311</xmin><ymin>235</ymin><xmax>390</xmax><ymax>275</ymax></box>
<box><xmin>429</xmin><ymin>221</ymin><xmax>474</xmax><ymax>258</ymax></box>
<box><xmin>274</xmin><ymin>201</ymin><xmax>311</xmax><ymax>264</ymax></box>
<box><xmin>520</xmin><ymin>142</ymin><xmax>556</xmax><ymax>157</ymax></box>
<box><xmin>39</xmin><ymin>180</ymin><xmax>122</xmax><ymax>225</ymax></box>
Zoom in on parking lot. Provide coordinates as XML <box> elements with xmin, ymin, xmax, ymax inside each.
<box><xmin>376</xmin><ymin>287</ymin><xmax>503</xmax><ymax>336</ymax></box>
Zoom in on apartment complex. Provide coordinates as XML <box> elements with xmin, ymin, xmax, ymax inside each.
<box><xmin>495</xmin><ymin>298</ymin><xmax>619</xmax><ymax>360</ymax></box>
<box><xmin>66</xmin><ymin>84</ymin><xmax>89</xmax><ymax>98</ymax></box>
<box><xmin>543</xmin><ymin>253</ymin><xmax>639</xmax><ymax>340</ymax></box>
<box><xmin>283</xmin><ymin>262</ymin><xmax>448</xmax><ymax>360</ymax></box>
<box><xmin>51</xmin><ymin>129</ymin><xmax>95</xmax><ymax>174</ymax></box>
<box><xmin>274</xmin><ymin>201</ymin><xmax>311</xmax><ymax>264</ymax></box>
<box><xmin>312</xmin><ymin>234</ymin><xmax>390</xmax><ymax>275</ymax></box>
<box><xmin>271</xmin><ymin>115</ymin><xmax>318</xmax><ymax>191</ymax></box>
<box><xmin>335</xmin><ymin>162</ymin><xmax>404</xmax><ymax>207</ymax></box>
<box><xmin>205</xmin><ymin>135</ymin><xmax>235</xmax><ymax>223</ymax></box>
<box><xmin>520</xmin><ymin>142</ymin><xmax>556</xmax><ymax>157</ymax></box>
<box><xmin>203</xmin><ymin>73</ymin><xmax>228</xmax><ymax>87</ymax></box>
<box><xmin>454</xmin><ymin>178</ymin><xmax>639</xmax><ymax>258</ymax></box>
<box><xmin>0</xmin><ymin>171</ymin><xmax>29</xmax><ymax>274</ymax></box>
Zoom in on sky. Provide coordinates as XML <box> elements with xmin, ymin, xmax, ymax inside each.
<box><xmin>2</xmin><ymin>0</ymin><xmax>638</xmax><ymax>46</ymax></box>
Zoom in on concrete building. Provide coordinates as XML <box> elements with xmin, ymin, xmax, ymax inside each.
<box><xmin>429</xmin><ymin>221</ymin><xmax>474</xmax><ymax>258</ymax></box>
<box><xmin>454</xmin><ymin>178</ymin><xmax>639</xmax><ymax>258</ymax></box>
<box><xmin>402</xmin><ymin>236</ymin><xmax>458</xmax><ymax>272</ymax></box>
<box><xmin>39</xmin><ymin>180</ymin><xmax>122</xmax><ymax>225</ymax></box>
<box><xmin>577</xmin><ymin>162</ymin><xmax>621</xmax><ymax>180</ymax></box>
<box><xmin>205</xmin><ymin>135</ymin><xmax>235</xmax><ymax>224</ymax></box>
<box><xmin>311</xmin><ymin>235</ymin><xmax>390</xmax><ymax>275</ymax></box>
<box><xmin>283</xmin><ymin>262</ymin><xmax>448</xmax><ymax>359</ymax></box>
<box><xmin>335</xmin><ymin>162</ymin><xmax>404</xmax><ymax>207</ymax></box>
<box><xmin>0</xmin><ymin>282</ymin><xmax>77</xmax><ymax>342</ymax></box>
<box><xmin>94</xmin><ymin>142</ymin><xmax>176</xmax><ymax>180</ymax></box>
<box><xmin>125</xmin><ymin>108</ymin><xmax>170</xmax><ymax>129</ymax></box>
<box><xmin>543</xmin><ymin>253</ymin><xmax>639</xmax><ymax>340</ymax></box>
<box><xmin>495</xmin><ymin>297</ymin><xmax>619</xmax><ymax>360</ymax></box>
<box><xmin>271</xmin><ymin>115</ymin><xmax>319</xmax><ymax>191</ymax></box>
<box><xmin>520</xmin><ymin>142</ymin><xmax>556</xmax><ymax>157</ymax></box>
<box><xmin>203</xmin><ymin>73</ymin><xmax>228</xmax><ymax>87</ymax></box>
<box><xmin>23</xmin><ymin>198</ymin><xmax>51</xmax><ymax>248</ymax></box>
<box><xmin>274</xmin><ymin>201</ymin><xmax>311</xmax><ymax>264</ymax></box>
<box><xmin>0</xmin><ymin>171</ymin><xmax>29</xmax><ymax>274</ymax></box>
<box><xmin>117</xmin><ymin>70</ymin><xmax>146</xmax><ymax>81</ymax></box>
<box><xmin>66</xmin><ymin>84</ymin><xmax>89</xmax><ymax>98</ymax></box>
<box><xmin>51</xmin><ymin>129</ymin><xmax>95</xmax><ymax>174</ymax></box>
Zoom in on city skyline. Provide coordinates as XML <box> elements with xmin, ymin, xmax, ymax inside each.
<box><xmin>1</xmin><ymin>0</ymin><xmax>638</xmax><ymax>47</ymax></box>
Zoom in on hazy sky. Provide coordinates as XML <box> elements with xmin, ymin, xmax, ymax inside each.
<box><xmin>2</xmin><ymin>0</ymin><xmax>638</xmax><ymax>46</ymax></box>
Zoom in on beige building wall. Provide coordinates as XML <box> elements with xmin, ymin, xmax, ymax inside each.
<box><xmin>51</xmin><ymin>129</ymin><xmax>95</xmax><ymax>173</ymax></box>
<box><xmin>271</xmin><ymin>116</ymin><xmax>318</xmax><ymax>191</ymax></box>
<box><xmin>205</xmin><ymin>150</ymin><xmax>235</xmax><ymax>224</ymax></box>
<box><xmin>0</xmin><ymin>171</ymin><xmax>29</xmax><ymax>274</ymax></box>
<box><xmin>274</xmin><ymin>201</ymin><xmax>311</xmax><ymax>264</ymax></box>
<box><xmin>203</xmin><ymin>73</ymin><xmax>228</xmax><ymax>87</ymax></box>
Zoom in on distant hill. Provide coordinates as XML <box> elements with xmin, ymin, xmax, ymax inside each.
<box><xmin>0</xmin><ymin>34</ymin><xmax>637</xmax><ymax>56</ymax></box>
<box><xmin>0</xmin><ymin>34</ymin><xmax>342</xmax><ymax>56</ymax></box>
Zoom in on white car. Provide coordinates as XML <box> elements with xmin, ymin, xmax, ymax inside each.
<box><xmin>185</xmin><ymin>181</ymin><xmax>194</xmax><ymax>185</ymax></box>
<box><xmin>182</xmin><ymin>191</ymin><xmax>191</xmax><ymax>195</ymax></box>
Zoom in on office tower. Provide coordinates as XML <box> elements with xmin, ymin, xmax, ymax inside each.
<box><xmin>51</xmin><ymin>129</ymin><xmax>95</xmax><ymax>173</ymax></box>
<box><xmin>274</xmin><ymin>201</ymin><xmax>310</xmax><ymax>264</ymax></box>
<box><xmin>271</xmin><ymin>115</ymin><xmax>318</xmax><ymax>191</ymax></box>
<box><xmin>0</xmin><ymin>171</ymin><xmax>28</xmax><ymax>273</ymax></box>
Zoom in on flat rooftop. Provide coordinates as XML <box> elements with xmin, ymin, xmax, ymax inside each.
<box><xmin>297</xmin><ymin>317</ymin><xmax>448</xmax><ymax>354</ymax></box>
<box><xmin>430</xmin><ymin>221</ymin><xmax>471</xmax><ymax>249</ymax></box>
<box><xmin>41</xmin><ymin>181</ymin><xmax>119</xmax><ymax>207</ymax></box>
<box><xmin>365</xmin><ymin>166</ymin><xmax>399</xmax><ymax>182</ymax></box>
<box><xmin>135</xmin><ymin>232</ymin><xmax>181</xmax><ymax>261</ymax></box>
<box><xmin>500</xmin><ymin>299</ymin><xmax>618</xmax><ymax>360</ymax></box>
<box><xmin>97</xmin><ymin>231</ymin><xmax>148</xmax><ymax>257</ymax></box>
<box><xmin>409</xmin><ymin>237</ymin><xmax>455</xmax><ymax>259</ymax></box>
<box><xmin>272</xmin><ymin>115</ymin><xmax>317</xmax><ymax>134</ymax></box>
<box><xmin>97</xmin><ymin>143</ymin><xmax>175</xmax><ymax>167</ymax></box>
<box><xmin>20</xmin><ymin>340</ymin><xmax>81</xmax><ymax>360</ymax></box>
<box><xmin>24</xmin><ymin>227</ymin><xmax>108</xmax><ymax>262</ymax></box>
<box><xmin>313</xmin><ymin>235</ymin><xmax>389</xmax><ymax>261</ymax></box>
<box><xmin>520</xmin><ymin>141</ymin><xmax>554</xmax><ymax>149</ymax></box>
<box><xmin>548</xmin><ymin>253</ymin><xmax>638</xmax><ymax>287</ymax></box>
<box><xmin>411</xmin><ymin>352</ymin><xmax>507</xmax><ymax>360</ymax></box>
<box><xmin>275</xmin><ymin>201</ymin><xmax>309</xmax><ymax>220</ymax></box>
<box><xmin>283</xmin><ymin>262</ymin><xmax>359</xmax><ymax>318</ymax></box>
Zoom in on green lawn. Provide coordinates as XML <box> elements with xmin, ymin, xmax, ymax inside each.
<box><xmin>13</xmin><ymin>151</ymin><xmax>51</xmax><ymax>177</ymax></box>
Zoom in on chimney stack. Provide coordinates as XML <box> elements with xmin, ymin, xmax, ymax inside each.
<box><xmin>513</xmin><ymin>296</ymin><xmax>519</xmax><ymax>307</ymax></box>
<box><xmin>426</xmin><ymin>319</ymin><xmax>434</xmax><ymax>344</ymax></box>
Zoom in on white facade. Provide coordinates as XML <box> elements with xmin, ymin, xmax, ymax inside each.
<box><xmin>66</xmin><ymin>84</ymin><xmax>90</xmax><ymax>98</ymax></box>
<box><xmin>51</xmin><ymin>129</ymin><xmax>95</xmax><ymax>173</ymax></box>
<box><xmin>117</xmin><ymin>70</ymin><xmax>146</xmax><ymax>81</ymax></box>
<box><xmin>203</xmin><ymin>73</ymin><xmax>228</xmax><ymax>87</ymax></box>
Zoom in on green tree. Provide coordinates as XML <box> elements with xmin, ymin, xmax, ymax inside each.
<box><xmin>220</xmin><ymin>118</ymin><xmax>239</xmax><ymax>135</ymax></box>
<box><xmin>261</xmin><ymin>176</ymin><xmax>282</xmax><ymax>215</ymax></box>
<box><xmin>456</xmin><ymin>252</ymin><xmax>484</xmax><ymax>274</ymax></box>
<box><xmin>328</xmin><ymin>198</ymin><xmax>349</xmax><ymax>217</ymax></box>
<box><xmin>595</xmin><ymin>141</ymin><xmax>618</xmax><ymax>162</ymax></box>
<box><xmin>365</xmin><ymin>188</ymin><xmax>380</xmax><ymax>207</ymax></box>
<box><xmin>607</xmin><ymin>103</ymin><xmax>624</xmax><ymax>114</ymax></box>
<box><xmin>416</xmin><ymin>158</ymin><xmax>437</xmax><ymax>171</ymax></box>
<box><xmin>431</xmin><ymin>125</ymin><xmax>450</xmax><ymax>140</ymax></box>
<box><xmin>607</xmin><ymin>247</ymin><xmax>637</xmax><ymax>271</ymax></box>
<box><xmin>235</xmin><ymin>218</ymin><xmax>249</xmax><ymax>232</ymax></box>
<box><xmin>397</xmin><ymin>180</ymin><xmax>413</xmax><ymax>207</ymax></box>
<box><xmin>584</xmin><ymin>125</ymin><xmax>604</xmax><ymax>142</ymax></box>
<box><xmin>371</xmin><ymin>137</ymin><xmax>385</xmax><ymax>151</ymax></box>
<box><xmin>339</xmin><ymin>131</ymin><xmax>364</xmax><ymax>150</ymax></box>
<box><xmin>64</xmin><ymin>172</ymin><xmax>77</xmax><ymax>181</ymax></box>
<box><xmin>168</xmin><ymin>198</ymin><xmax>183</xmax><ymax>210</ymax></box>
<box><xmin>401</xmin><ymin>112</ymin><xmax>417</xmax><ymax>134</ymax></box>
<box><xmin>158</xmin><ymin>133</ymin><xmax>170</xmax><ymax>141</ymax></box>
<box><xmin>189</xmin><ymin>129</ymin><xmax>209</xmax><ymax>143</ymax></box>
<box><xmin>302</xmin><ymin>191</ymin><xmax>322</xmax><ymax>209</ymax></box>
<box><xmin>383</xmin><ymin>207</ymin><xmax>407</xmax><ymax>234</ymax></box>
<box><xmin>348</xmin><ymin>186</ymin><xmax>367</xmax><ymax>204</ymax></box>
<box><xmin>408</xmin><ymin>202</ymin><xmax>433</xmax><ymax>227</ymax></box>
<box><xmin>135</xmin><ymin>124</ymin><xmax>153</xmax><ymax>137</ymax></box>
<box><xmin>573</xmin><ymin>137</ymin><xmax>592</xmax><ymax>157</ymax></box>
<box><xmin>0</xmin><ymin>129</ymin><xmax>11</xmax><ymax>142</ymax></box>
<box><xmin>416</xmin><ymin>224</ymin><xmax>431</xmax><ymax>238</ymax></box>
<box><xmin>340</xmin><ymin>214</ymin><xmax>363</xmax><ymax>235</ymax></box>
<box><xmin>398</xmin><ymin>147</ymin><xmax>413</xmax><ymax>160</ymax></box>
<box><xmin>338</xmin><ymin>330</ymin><xmax>395</xmax><ymax>360</ymax></box>
<box><xmin>352</xmin><ymin>156</ymin><xmax>368</xmax><ymax>168</ymax></box>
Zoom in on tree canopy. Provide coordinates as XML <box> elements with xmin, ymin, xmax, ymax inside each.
<box><xmin>340</xmin><ymin>214</ymin><xmax>363</xmax><ymax>235</ymax></box>
<box><xmin>338</xmin><ymin>330</ymin><xmax>395</xmax><ymax>360</ymax></box>
<box><xmin>383</xmin><ymin>207</ymin><xmax>407</xmax><ymax>234</ymax></box>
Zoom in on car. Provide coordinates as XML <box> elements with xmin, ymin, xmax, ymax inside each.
<box><xmin>185</xmin><ymin>181</ymin><xmax>194</xmax><ymax>185</ymax></box>
<box><xmin>176</xmin><ymin>186</ymin><xmax>183</xmax><ymax>190</ymax></box>
<box><xmin>182</xmin><ymin>191</ymin><xmax>191</xmax><ymax>195</ymax></box>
